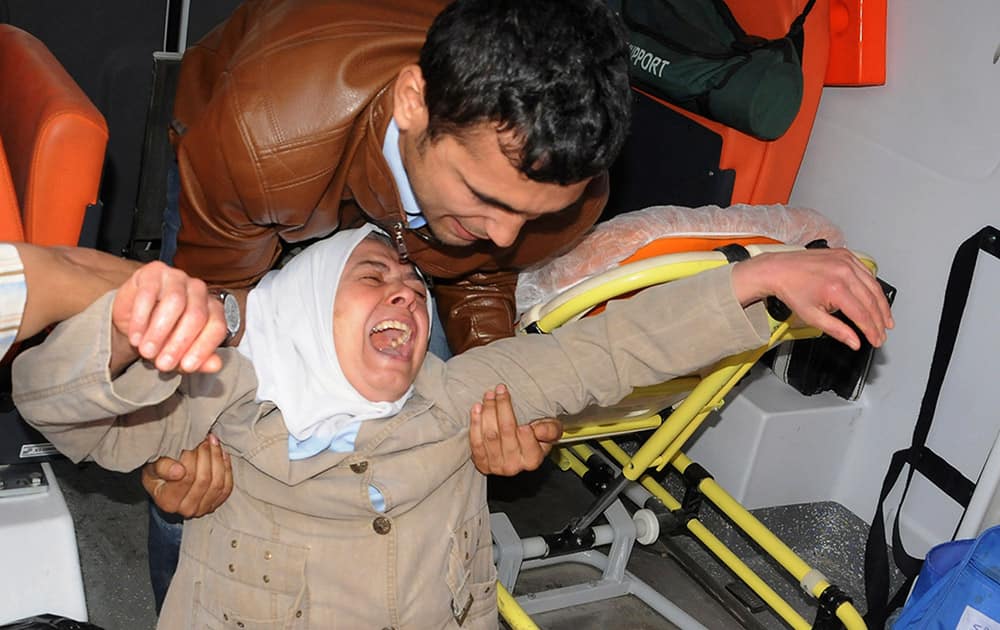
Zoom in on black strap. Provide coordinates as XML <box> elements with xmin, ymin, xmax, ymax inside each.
<box><xmin>814</xmin><ymin>584</ymin><xmax>853</xmax><ymax>630</ymax></box>
<box><xmin>710</xmin><ymin>0</ymin><xmax>816</xmax><ymax>57</ymax></box>
<box><xmin>785</xmin><ymin>0</ymin><xmax>816</xmax><ymax>57</ymax></box>
<box><xmin>624</xmin><ymin>0</ymin><xmax>817</xmax><ymax>59</ymax></box>
<box><xmin>864</xmin><ymin>226</ymin><xmax>1000</xmax><ymax>628</ymax></box>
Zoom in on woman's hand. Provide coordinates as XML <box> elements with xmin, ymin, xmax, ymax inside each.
<box><xmin>469</xmin><ymin>384</ymin><xmax>563</xmax><ymax>476</ymax></box>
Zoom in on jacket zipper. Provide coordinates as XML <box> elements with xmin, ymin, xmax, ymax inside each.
<box><xmin>392</xmin><ymin>221</ymin><xmax>410</xmax><ymax>262</ymax></box>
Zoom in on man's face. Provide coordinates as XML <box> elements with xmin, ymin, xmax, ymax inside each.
<box><xmin>400</xmin><ymin>124</ymin><xmax>591</xmax><ymax>248</ymax></box>
<box><xmin>333</xmin><ymin>237</ymin><xmax>430</xmax><ymax>402</ymax></box>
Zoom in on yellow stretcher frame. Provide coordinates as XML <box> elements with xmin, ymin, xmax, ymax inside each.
<box><xmin>497</xmin><ymin>243</ymin><xmax>873</xmax><ymax>630</ymax></box>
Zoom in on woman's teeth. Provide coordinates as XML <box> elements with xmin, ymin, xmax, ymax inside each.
<box><xmin>370</xmin><ymin>320</ymin><xmax>412</xmax><ymax>352</ymax></box>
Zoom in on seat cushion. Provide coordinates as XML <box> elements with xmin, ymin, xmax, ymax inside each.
<box><xmin>0</xmin><ymin>25</ymin><xmax>107</xmax><ymax>246</ymax></box>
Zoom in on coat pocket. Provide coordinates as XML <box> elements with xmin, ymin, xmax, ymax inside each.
<box><xmin>188</xmin><ymin>522</ymin><xmax>310</xmax><ymax>629</ymax></box>
<box><xmin>446</xmin><ymin>507</ymin><xmax>498</xmax><ymax>627</ymax></box>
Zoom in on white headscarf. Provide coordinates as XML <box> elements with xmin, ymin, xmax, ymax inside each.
<box><xmin>237</xmin><ymin>224</ymin><xmax>432</xmax><ymax>460</ymax></box>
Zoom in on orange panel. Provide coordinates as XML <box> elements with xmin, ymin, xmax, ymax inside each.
<box><xmin>619</xmin><ymin>235</ymin><xmax>780</xmax><ymax>265</ymax></box>
<box><xmin>585</xmin><ymin>234</ymin><xmax>783</xmax><ymax>316</ymax></box>
<box><xmin>0</xmin><ymin>137</ymin><xmax>25</xmax><ymax>242</ymax></box>
<box><xmin>825</xmin><ymin>0</ymin><xmax>887</xmax><ymax>86</ymax></box>
<box><xmin>636</xmin><ymin>0</ymin><xmax>830</xmax><ymax>207</ymax></box>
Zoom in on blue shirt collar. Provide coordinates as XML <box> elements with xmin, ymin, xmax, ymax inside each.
<box><xmin>382</xmin><ymin>118</ymin><xmax>426</xmax><ymax>229</ymax></box>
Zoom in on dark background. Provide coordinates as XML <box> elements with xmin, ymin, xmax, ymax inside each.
<box><xmin>0</xmin><ymin>0</ymin><xmax>241</xmax><ymax>257</ymax></box>
<box><xmin>0</xmin><ymin>0</ymin><xmax>731</xmax><ymax>259</ymax></box>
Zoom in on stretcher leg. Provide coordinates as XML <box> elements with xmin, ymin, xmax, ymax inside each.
<box><xmin>492</xmin><ymin>499</ymin><xmax>708</xmax><ymax>629</ymax></box>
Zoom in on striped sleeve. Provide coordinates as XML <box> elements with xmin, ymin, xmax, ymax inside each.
<box><xmin>0</xmin><ymin>243</ymin><xmax>26</xmax><ymax>358</ymax></box>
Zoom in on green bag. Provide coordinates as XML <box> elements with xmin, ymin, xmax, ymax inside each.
<box><xmin>621</xmin><ymin>0</ymin><xmax>816</xmax><ymax>141</ymax></box>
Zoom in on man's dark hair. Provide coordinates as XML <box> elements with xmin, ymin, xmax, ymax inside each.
<box><xmin>419</xmin><ymin>0</ymin><xmax>632</xmax><ymax>185</ymax></box>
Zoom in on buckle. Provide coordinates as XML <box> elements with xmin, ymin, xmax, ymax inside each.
<box><xmin>452</xmin><ymin>593</ymin><xmax>473</xmax><ymax>626</ymax></box>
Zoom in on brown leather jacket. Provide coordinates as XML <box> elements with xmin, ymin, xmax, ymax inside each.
<box><xmin>171</xmin><ymin>0</ymin><xmax>608</xmax><ymax>353</ymax></box>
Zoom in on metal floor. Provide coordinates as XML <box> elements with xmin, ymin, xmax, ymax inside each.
<box><xmin>48</xmin><ymin>455</ymin><xmax>875</xmax><ymax>630</ymax></box>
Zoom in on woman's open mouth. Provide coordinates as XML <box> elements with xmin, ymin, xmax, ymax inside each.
<box><xmin>369</xmin><ymin>319</ymin><xmax>413</xmax><ymax>357</ymax></box>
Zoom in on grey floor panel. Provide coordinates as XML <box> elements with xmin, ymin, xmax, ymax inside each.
<box><xmin>51</xmin><ymin>459</ymin><xmax>157</xmax><ymax>630</ymax></box>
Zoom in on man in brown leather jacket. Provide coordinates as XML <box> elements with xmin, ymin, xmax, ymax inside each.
<box><xmin>147</xmin><ymin>0</ymin><xmax>632</xmax><ymax>611</ymax></box>
<box><xmin>169</xmin><ymin>0</ymin><xmax>630</xmax><ymax>354</ymax></box>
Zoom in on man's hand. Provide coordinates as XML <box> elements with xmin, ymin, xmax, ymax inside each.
<box><xmin>111</xmin><ymin>261</ymin><xmax>228</xmax><ymax>373</ymax></box>
<box><xmin>732</xmin><ymin>248</ymin><xmax>894</xmax><ymax>351</ymax></box>
<box><xmin>141</xmin><ymin>435</ymin><xmax>233</xmax><ymax>518</ymax></box>
<box><xmin>469</xmin><ymin>384</ymin><xmax>563</xmax><ymax>476</ymax></box>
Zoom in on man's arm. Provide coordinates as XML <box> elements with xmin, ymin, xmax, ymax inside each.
<box><xmin>12</xmin><ymin>263</ymin><xmax>234</xmax><ymax>470</ymax></box>
<box><xmin>433</xmin><ymin>270</ymin><xmax>520</xmax><ymax>355</ymax></box>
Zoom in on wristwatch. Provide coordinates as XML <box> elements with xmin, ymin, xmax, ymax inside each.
<box><xmin>209</xmin><ymin>288</ymin><xmax>241</xmax><ymax>345</ymax></box>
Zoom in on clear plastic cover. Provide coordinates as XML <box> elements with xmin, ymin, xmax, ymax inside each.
<box><xmin>516</xmin><ymin>204</ymin><xmax>844</xmax><ymax>316</ymax></box>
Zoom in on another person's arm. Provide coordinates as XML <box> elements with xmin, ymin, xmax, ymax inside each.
<box><xmin>10</xmin><ymin>244</ymin><xmax>228</xmax><ymax>374</ymax></box>
<box><xmin>109</xmin><ymin>260</ymin><xmax>228</xmax><ymax>374</ymax></box>
<box><xmin>15</xmin><ymin>243</ymin><xmax>139</xmax><ymax>342</ymax></box>
<box><xmin>12</xmin><ymin>261</ymin><xmax>236</xmax><ymax>470</ymax></box>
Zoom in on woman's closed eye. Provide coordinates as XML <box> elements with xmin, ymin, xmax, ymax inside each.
<box><xmin>408</xmin><ymin>282</ymin><xmax>428</xmax><ymax>301</ymax></box>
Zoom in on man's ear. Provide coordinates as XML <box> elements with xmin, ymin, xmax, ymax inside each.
<box><xmin>393</xmin><ymin>65</ymin><xmax>429</xmax><ymax>133</ymax></box>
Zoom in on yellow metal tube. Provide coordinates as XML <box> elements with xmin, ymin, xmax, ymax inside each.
<box><xmin>624</xmin><ymin>323</ymin><xmax>790</xmax><ymax>478</ymax></box>
<box><xmin>569</xmin><ymin>442</ymin><xmax>597</xmax><ymax>462</ymax></box>
<box><xmin>551</xmin><ymin>444</ymin><xmax>590</xmax><ymax>477</ymax></box>
<box><xmin>512</xmin><ymin>247</ymin><xmax>878</xmax><ymax>630</ymax></box>
<box><xmin>534</xmin><ymin>259</ymin><xmax>731</xmax><ymax>332</ymax></box>
<box><xmin>497</xmin><ymin>582</ymin><xmax>540</xmax><ymax>630</ymax></box>
<box><xmin>672</xmin><ymin>452</ymin><xmax>867</xmax><ymax>630</ymax></box>
<box><xmin>598</xmin><ymin>440</ymin><xmax>812</xmax><ymax>629</ymax></box>
<box><xmin>622</xmin><ymin>363</ymin><xmax>742</xmax><ymax>478</ymax></box>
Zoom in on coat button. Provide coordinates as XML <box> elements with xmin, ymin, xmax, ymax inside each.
<box><xmin>350</xmin><ymin>461</ymin><xmax>368</xmax><ymax>474</ymax></box>
<box><xmin>372</xmin><ymin>516</ymin><xmax>392</xmax><ymax>535</ymax></box>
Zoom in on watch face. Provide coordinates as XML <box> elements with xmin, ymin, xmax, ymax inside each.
<box><xmin>221</xmin><ymin>293</ymin><xmax>240</xmax><ymax>334</ymax></box>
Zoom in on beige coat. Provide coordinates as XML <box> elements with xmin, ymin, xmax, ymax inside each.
<box><xmin>12</xmin><ymin>265</ymin><xmax>769</xmax><ymax>629</ymax></box>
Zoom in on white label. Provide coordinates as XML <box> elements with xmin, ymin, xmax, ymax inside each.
<box><xmin>19</xmin><ymin>442</ymin><xmax>58</xmax><ymax>458</ymax></box>
<box><xmin>958</xmin><ymin>605</ymin><xmax>1000</xmax><ymax>630</ymax></box>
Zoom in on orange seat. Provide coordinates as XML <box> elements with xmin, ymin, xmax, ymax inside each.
<box><xmin>0</xmin><ymin>137</ymin><xmax>21</xmax><ymax>242</ymax></box>
<box><xmin>641</xmin><ymin>0</ymin><xmax>830</xmax><ymax>205</ymax></box>
<box><xmin>0</xmin><ymin>24</ymin><xmax>108</xmax><ymax>246</ymax></box>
